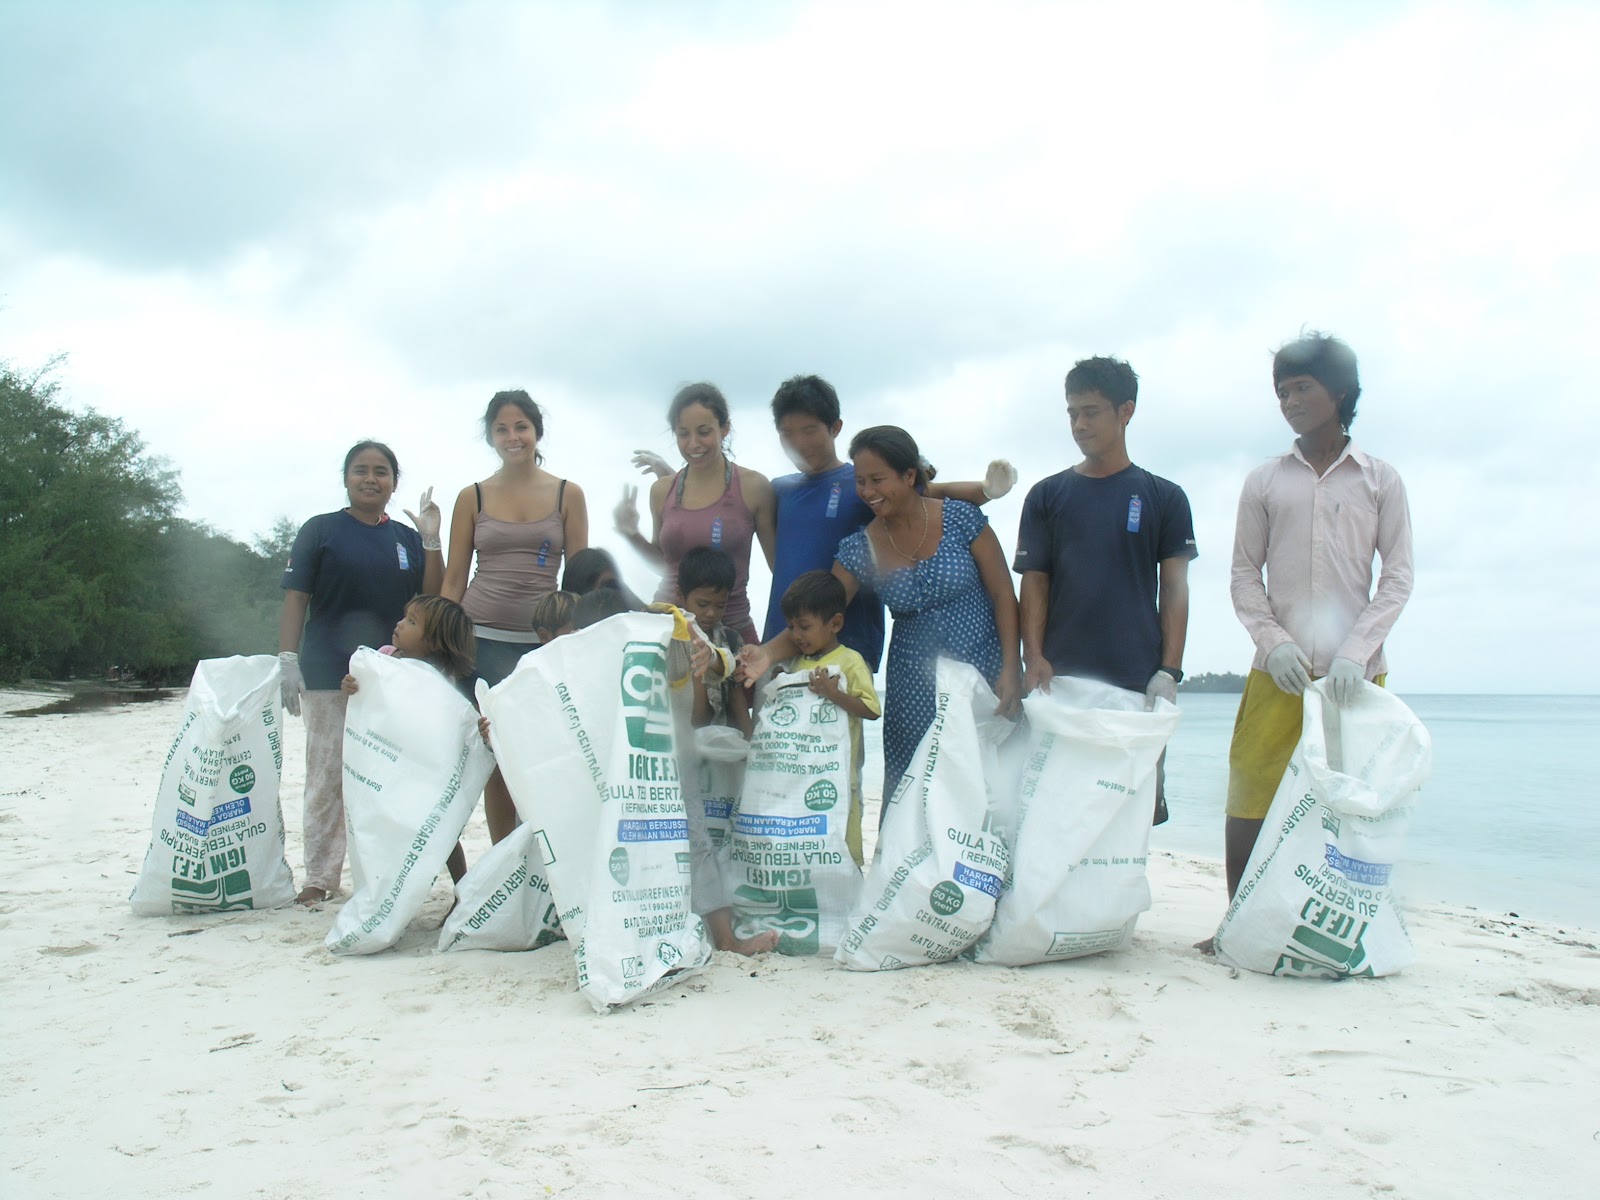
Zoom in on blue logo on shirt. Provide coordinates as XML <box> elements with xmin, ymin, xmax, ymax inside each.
<box><xmin>396</xmin><ymin>543</ymin><xmax>411</xmax><ymax>569</ymax></box>
<box><xmin>711</xmin><ymin>518</ymin><xmax>723</xmax><ymax>547</ymax></box>
<box><xmin>826</xmin><ymin>482</ymin><xmax>841</xmax><ymax>518</ymax></box>
<box><xmin>537</xmin><ymin>539</ymin><xmax>551</xmax><ymax>566</ymax></box>
<box><xmin>1126</xmin><ymin>496</ymin><xmax>1142</xmax><ymax>533</ymax></box>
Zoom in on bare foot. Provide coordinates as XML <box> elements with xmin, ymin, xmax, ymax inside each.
<box><xmin>296</xmin><ymin>886</ymin><xmax>329</xmax><ymax>906</ymax></box>
<box><xmin>728</xmin><ymin>930</ymin><xmax>780</xmax><ymax>956</ymax></box>
<box><xmin>1194</xmin><ymin>936</ymin><xmax>1216</xmax><ymax>956</ymax></box>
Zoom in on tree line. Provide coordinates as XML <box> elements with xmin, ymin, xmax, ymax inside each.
<box><xmin>0</xmin><ymin>360</ymin><xmax>293</xmax><ymax>684</ymax></box>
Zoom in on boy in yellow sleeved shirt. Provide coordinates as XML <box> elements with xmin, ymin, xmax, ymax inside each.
<box><xmin>777</xmin><ymin>570</ymin><xmax>881</xmax><ymax>866</ymax></box>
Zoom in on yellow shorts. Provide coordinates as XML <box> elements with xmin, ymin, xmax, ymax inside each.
<box><xmin>1225</xmin><ymin>669</ymin><xmax>1385</xmax><ymax>820</ymax></box>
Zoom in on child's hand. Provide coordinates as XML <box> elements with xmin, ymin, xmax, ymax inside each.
<box><xmin>340</xmin><ymin>674</ymin><xmax>359</xmax><ymax>695</ymax></box>
<box><xmin>736</xmin><ymin>644</ymin><xmax>772</xmax><ymax>686</ymax></box>
<box><xmin>689</xmin><ymin>637</ymin><xmax>713</xmax><ymax>680</ymax></box>
<box><xmin>477</xmin><ymin>716</ymin><xmax>493</xmax><ymax>749</ymax></box>
<box><xmin>808</xmin><ymin>667</ymin><xmax>844</xmax><ymax>704</ymax></box>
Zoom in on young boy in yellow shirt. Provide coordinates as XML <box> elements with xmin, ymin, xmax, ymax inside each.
<box><xmin>778</xmin><ymin>570</ymin><xmax>881</xmax><ymax>866</ymax></box>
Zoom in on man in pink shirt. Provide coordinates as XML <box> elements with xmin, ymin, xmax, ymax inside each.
<box><xmin>1222</xmin><ymin>332</ymin><xmax>1415</xmax><ymax>900</ymax></box>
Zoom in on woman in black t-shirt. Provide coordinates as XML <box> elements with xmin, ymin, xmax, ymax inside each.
<box><xmin>277</xmin><ymin>441</ymin><xmax>442</xmax><ymax>905</ymax></box>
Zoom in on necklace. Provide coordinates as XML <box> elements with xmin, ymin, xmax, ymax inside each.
<box><xmin>884</xmin><ymin>497</ymin><xmax>930</xmax><ymax>562</ymax></box>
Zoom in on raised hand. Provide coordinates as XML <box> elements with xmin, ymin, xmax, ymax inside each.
<box><xmin>614</xmin><ymin>484</ymin><xmax>641</xmax><ymax>537</ymax></box>
<box><xmin>403</xmin><ymin>486</ymin><xmax>442</xmax><ymax>550</ymax></box>
<box><xmin>631</xmin><ymin>450</ymin><xmax>673</xmax><ymax>480</ymax></box>
<box><xmin>983</xmin><ymin>459</ymin><xmax>1019</xmax><ymax>501</ymax></box>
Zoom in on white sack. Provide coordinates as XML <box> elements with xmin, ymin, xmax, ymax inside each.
<box><xmin>1214</xmin><ymin>681</ymin><xmax>1431</xmax><ymax>978</ymax></box>
<box><xmin>691</xmin><ymin>724</ymin><xmax>748</xmax><ymax>910</ymax></box>
<box><xmin>325</xmin><ymin>649</ymin><xmax>495</xmax><ymax>955</ymax></box>
<box><xmin>836</xmin><ymin>659</ymin><xmax>1012</xmax><ymax>971</ymax></box>
<box><xmin>480</xmin><ymin>612</ymin><xmax>713</xmax><ymax>1012</ymax></box>
<box><xmin>130</xmin><ymin>655</ymin><xmax>296</xmax><ymax>915</ymax></box>
<box><xmin>973</xmin><ymin>677</ymin><xmax>1179</xmax><ymax>965</ymax></box>
<box><xmin>731</xmin><ymin>669</ymin><xmax>862</xmax><ymax>955</ymax></box>
<box><xmin>437</xmin><ymin>822</ymin><xmax>565</xmax><ymax>953</ymax></box>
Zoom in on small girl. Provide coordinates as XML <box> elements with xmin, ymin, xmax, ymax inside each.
<box><xmin>476</xmin><ymin>591</ymin><xmax>578</xmax><ymax>751</ymax></box>
<box><xmin>342</xmin><ymin>594</ymin><xmax>477</xmax><ymax>883</ymax></box>
<box><xmin>530</xmin><ymin>590</ymin><xmax>579</xmax><ymax>645</ymax></box>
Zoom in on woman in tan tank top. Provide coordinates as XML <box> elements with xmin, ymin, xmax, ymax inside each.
<box><xmin>443</xmin><ymin>390</ymin><xmax>589</xmax><ymax>843</ymax></box>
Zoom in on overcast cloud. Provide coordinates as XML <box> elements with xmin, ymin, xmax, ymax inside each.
<box><xmin>3</xmin><ymin>0</ymin><xmax>1596</xmax><ymax>692</ymax></box>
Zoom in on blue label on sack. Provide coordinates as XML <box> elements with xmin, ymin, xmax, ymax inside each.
<box><xmin>711</xmin><ymin>517</ymin><xmax>723</xmax><ymax>547</ymax></box>
<box><xmin>616</xmin><ymin>818</ymin><xmax>689</xmax><ymax>843</ymax></box>
<box><xmin>953</xmin><ymin>861</ymin><xmax>1002</xmax><ymax>898</ymax></box>
<box><xmin>1324</xmin><ymin>845</ymin><xmax>1392</xmax><ymax>886</ymax></box>
<box><xmin>733</xmin><ymin>812</ymin><xmax>826</xmax><ymax>838</ymax></box>
<box><xmin>1126</xmin><ymin>495</ymin><xmax>1142</xmax><ymax>533</ymax></box>
<box><xmin>537</xmin><ymin>539</ymin><xmax>551</xmax><ymax>566</ymax></box>
<box><xmin>175</xmin><ymin>796</ymin><xmax>252</xmax><ymax>836</ymax></box>
<box><xmin>826</xmin><ymin>482</ymin><xmax>841</xmax><ymax>518</ymax></box>
<box><xmin>396</xmin><ymin>543</ymin><xmax>411</xmax><ymax>569</ymax></box>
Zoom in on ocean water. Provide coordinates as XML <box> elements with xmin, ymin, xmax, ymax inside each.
<box><xmin>861</xmin><ymin>692</ymin><xmax>1600</xmax><ymax>929</ymax></box>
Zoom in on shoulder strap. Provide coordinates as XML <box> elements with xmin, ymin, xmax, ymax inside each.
<box><xmin>674</xmin><ymin>468</ymin><xmax>688</xmax><ymax>503</ymax></box>
<box><xmin>474</xmin><ymin>482</ymin><xmax>483</xmax><ymax>513</ymax></box>
<box><xmin>557</xmin><ymin>478</ymin><xmax>566</xmax><ymax>513</ymax></box>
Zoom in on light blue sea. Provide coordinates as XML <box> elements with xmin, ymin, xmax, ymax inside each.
<box><xmin>862</xmin><ymin>693</ymin><xmax>1600</xmax><ymax>930</ymax></box>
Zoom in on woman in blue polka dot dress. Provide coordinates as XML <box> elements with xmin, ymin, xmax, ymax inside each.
<box><xmin>741</xmin><ymin>425</ymin><xmax>1021</xmax><ymax>801</ymax></box>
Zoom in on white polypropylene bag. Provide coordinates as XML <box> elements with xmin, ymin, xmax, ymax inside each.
<box><xmin>437</xmin><ymin>822</ymin><xmax>565</xmax><ymax>953</ymax></box>
<box><xmin>973</xmin><ymin>677</ymin><xmax>1179</xmax><ymax>965</ymax></box>
<box><xmin>479</xmin><ymin>612</ymin><xmax>713</xmax><ymax>1012</ymax></box>
<box><xmin>731</xmin><ymin>669</ymin><xmax>863</xmax><ymax>955</ymax></box>
<box><xmin>325</xmin><ymin>649</ymin><xmax>495</xmax><ymax>955</ymax></box>
<box><xmin>130</xmin><ymin>655</ymin><xmax>296</xmax><ymax>915</ymax></box>
<box><xmin>837</xmin><ymin>659</ymin><xmax>1012</xmax><ymax>971</ymax></box>
<box><xmin>692</xmin><ymin>724</ymin><xmax>748</xmax><ymax>897</ymax></box>
<box><xmin>1214</xmin><ymin>681</ymin><xmax>1431</xmax><ymax>978</ymax></box>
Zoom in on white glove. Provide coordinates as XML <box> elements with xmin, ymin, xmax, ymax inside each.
<box><xmin>1326</xmin><ymin>657</ymin><xmax>1365</xmax><ymax>706</ymax></box>
<box><xmin>1144</xmin><ymin>670</ymin><xmax>1178</xmax><ymax>710</ymax></box>
<box><xmin>982</xmin><ymin>459</ymin><xmax>1018</xmax><ymax>501</ymax></box>
<box><xmin>631</xmin><ymin>450</ymin><xmax>673</xmax><ymax>479</ymax></box>
<box><xmin>403</xmin><ymin>486</ymin><xmax>442</xmax><ymax>550</ymax></box>
<box><xmin>614</xmin><ymin>484</ymin><xmax>641</xmax><ymax>537</ymax></box>
<box><xmin>278</xmin><ymin>651</ymin><xmax>306</xmax><ymax>716</ymax></box>
<box><xmin>1264</xmin><ymin>642</ymin><xmax>1312</xmax><ymax>695</ymax></box>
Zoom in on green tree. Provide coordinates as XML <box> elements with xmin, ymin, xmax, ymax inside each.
<box><xmin>1</xmin><ymin>359</ymin><xmax>301</xmax><ymax>683</ymax></box>
<box><xmin>0</xmin><ymin>360</ymin><xmax>184</xmax><ymax>679</ymax></box>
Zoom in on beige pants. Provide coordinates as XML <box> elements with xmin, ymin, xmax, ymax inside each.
<box><xmin>301</xmin><ymin>690</ymin><xmax>349</xmax><ymax>894</ymax></box>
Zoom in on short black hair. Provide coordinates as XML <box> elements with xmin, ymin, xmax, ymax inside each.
<box><xmin>1064</xmin><ymin>357</ymin><xmax>1138</xmax><ymax>408</ymax></box>
<box><xmin>342</xmin><ymin>440</ymin><xmax>400</xmax><ymax>482</ymax></box>
<box><xmin>1273</xmin><ymin>332</ymin><xmax>1361</xmax><ymax>429</ymax></box>
<box><xmin>847</xmin><ymin>425</ymin><xmax>935</xmax><ymax>490</ymax></box>
<box><xmin>781</xmin><ymin>570</ymin><xmax>847</xmax><ymax>623</ymax></box>
<box><xmin>771</xmin><ymin>375</ymin><xmax>841</xmax><ymax>428</ymax></box>
<box><xmin>572</xmin><ymin>586</ymin><xmax>632</xmax><ymax>630</ymax></box>
<box><xmin>678</xmin><ymin>546</ymin><xmax>736</xmax><ymax>596</ymax></box>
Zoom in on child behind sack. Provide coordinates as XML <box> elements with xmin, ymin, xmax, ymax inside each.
<box><xmin>677</xmin><ymin>546</ymin><xmax>754</xmax><ymax>737</ymax></box>
<box><xmin>774</xmin><ymin>570</ymin><xmax>881</xmax><ymax>866</ymax></box>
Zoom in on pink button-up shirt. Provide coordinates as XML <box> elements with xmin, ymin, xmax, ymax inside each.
<box><xmin>1230</xmin><ymin>440</ymin><xmax>1413</xmax><ymax>679</ymax></box>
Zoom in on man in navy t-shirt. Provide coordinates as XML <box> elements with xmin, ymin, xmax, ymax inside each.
<box><xmin>1014</xmin><ymin>357</ymin><xmax>1197</xmax><ymax>818</ymax></box>
<box><xmin>761</xmin><ymin>375</ymin><xmax>1016</xmax><ymax>672</ymax></box>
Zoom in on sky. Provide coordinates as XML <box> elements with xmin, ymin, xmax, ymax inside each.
<box><xmin>3</xmin><ymin>0</ymin><xmax>1596</xmax><ymax>693</ymax></box>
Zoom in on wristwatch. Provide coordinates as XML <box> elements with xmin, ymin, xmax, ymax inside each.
<box><xmin>1157</xmin><ymin>666</ymin><xmax>1184</xmax><ymax>683</ymax></box>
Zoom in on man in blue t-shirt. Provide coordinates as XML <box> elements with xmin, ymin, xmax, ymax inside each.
<box><xmin>1014</xmin><ymin>357</ymin><xmax>1197</xmax><ymax>820</ymax></box>
<box><xmin>761</xmin><ymin>375</ymin><xmax>1015</xmax><ymax>671</ymax></box>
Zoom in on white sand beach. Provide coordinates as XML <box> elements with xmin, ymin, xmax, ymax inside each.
<box><xmin>2</xmin><ymin>689</ymin><xmax>1596</xmax><ymax>1199</ymax></box>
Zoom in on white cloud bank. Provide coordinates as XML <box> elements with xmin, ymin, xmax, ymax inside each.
<box><xmin>2</xmin><ymin>0</ymin><xmax>1596</xmax><ymax>691</ymax></box>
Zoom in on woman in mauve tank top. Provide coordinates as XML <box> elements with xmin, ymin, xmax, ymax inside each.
<box><xmin>613</xmin><ymin>382</ymin><xmax>776</xmax><ymax>645</ymax></box>
<box><xmin>442</xmin><ymin>389</ymin><xmax>589</xmax><ymax>843</ymax></box>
